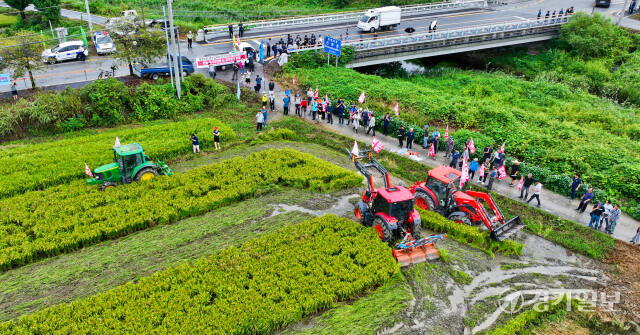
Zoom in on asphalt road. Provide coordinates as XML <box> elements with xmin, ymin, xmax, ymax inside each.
<box><xmin>0</xmin><ymin>0</ymin><xmax>632</xmax><ymax>93</ymax></box>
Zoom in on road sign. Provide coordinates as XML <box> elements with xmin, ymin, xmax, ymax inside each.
<box><xmin>323</xmin><ymin>36</ymin><xmax>341</xmax><ymax>57</ymax></box>
<box><xmin>0</xmin><ymin>73</ymin><xmax>10</xmax><ymax>85</ymax></box>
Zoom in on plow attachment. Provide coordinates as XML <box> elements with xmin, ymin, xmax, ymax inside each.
<box><xmin>392</xmin><ymin>233</ymin><xmax>447</xmax><ymax>267</ymax></box>
<box><xmin>156</xmin><ymin>160</ymin><xmax>174</xmax><ymax>176</ymax></box>
<box><xmin>490</xmin><ymin>216</ymin><xmax>524</xmax><ymax>242</ymax></box>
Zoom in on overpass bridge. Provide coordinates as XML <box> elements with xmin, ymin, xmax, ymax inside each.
<box><xmin>293</xmin><ymin>16</ymin><xmax>569</xmax><ymax>68</ymax></box>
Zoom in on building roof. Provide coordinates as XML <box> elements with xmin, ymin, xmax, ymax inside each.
<box><xmin>377</xmin><ymin>186</ymin><xmax>414</xmax><ymax>202</ymax></box>
<box><xmin>114</xmin><ymin>143</ymin><xmax>143</xmax><ymax>156</ymax></box>
<box><xmin>428</xmin><ymin>165</ymin><xmax>461</xmax><ymax>184</ymax></box>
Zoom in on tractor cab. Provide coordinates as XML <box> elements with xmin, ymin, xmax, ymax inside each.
<box><xmin>423</xmin><ymin>166</ymin><xmax>461</xmax><ymax>210</ymax></box>
<box><xmin>372</xmin><ymin>186</ymin><xmax>416</xmax><ymax>222</ymax></box>
<box><xmin>87</xmin><ymin>143</ymin><xmax>173</xmax><ymax>190</ymax></box>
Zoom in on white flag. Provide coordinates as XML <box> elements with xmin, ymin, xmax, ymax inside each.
<box><xmin>114</xmin><ymin>136</ymin><xmax>121</xmax><ymax>148</ymax></box>
<box><xmin>358</xmin><ymin>91</ymin><xmax>365</xmax><ymax>104</ymax></box>
<box><xmin>351</xmin><ymin>140</ymin><xmax>359</xmax><ymax>157</ymax></box>
<box><xmin>84</xmin><ymin>163</ymin><xmax>93</xmax><ymax>177</ymax></box>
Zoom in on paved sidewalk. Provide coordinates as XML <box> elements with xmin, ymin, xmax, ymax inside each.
<box><xmin>230</xmin><ymin>61</ymin><xmax>640</xmax><ymax>244</ymax></box>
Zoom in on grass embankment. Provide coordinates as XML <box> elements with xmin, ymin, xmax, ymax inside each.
<box><xmin>0</xmin><ymin>215</ymin><xmax>398</xmax><ymax>333</ymax></box>
<box><xmin>280</xmin><ymin>65</ymin><xmax>640</xmax><ymax>219</ymax></box>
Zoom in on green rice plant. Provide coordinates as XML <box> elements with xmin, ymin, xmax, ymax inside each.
<box><xmin>0</xmin><ymin>117</ymin><xmax>235</xmax><ymax>199</ymax></box>
<box><xmin>0</xmin><ymin>149</ymin><xmax>362</xmax><ymax>271</ymax></box>
<box><xmin>0</xmin><ymin>215</ymin><xmax>399</xmax><ymax>334</ymax></box>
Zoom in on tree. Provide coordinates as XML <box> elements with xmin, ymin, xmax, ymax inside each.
<box><xmin>5</xmin><ymin>0</ymin><xmax>30</xmax><ymax>20</ymax></box>
<box><xmin>0</xmin><ymin>32</ymin><xmax>45</xmax><ymax>89</ymax></box>
<box><xmin>33</xmin><ymin>0</ymin><xmax>61</xmax><ymax>25</ymax></box>
<box><xmin>109</xmin><ymin>24</ymin><xmax>166</xmax><ymax>76</ymax></box>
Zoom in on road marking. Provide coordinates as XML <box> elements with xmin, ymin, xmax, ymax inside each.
<box><xmin>514</xmin><ymin>16</ymin><xmax>528</xmax><ymax>20</ymax></box>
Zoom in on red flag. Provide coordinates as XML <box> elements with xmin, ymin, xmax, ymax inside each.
<box><xmin>444</xmin><ymin>125</ymin><xmax>449</xmax><ymax>139</ymax></box>
<box><xmin>372</xmin><ymin>137</ymin><xmax>384</xmax><ymax>153</ymax></box>
<box><xmin>292</xmin><ymin>75</ymin><xmax>296</xmax><ymax>86</ymax></box>
<box><xmin>314</xmin><ymin>87</ymin><xmax>319</xmax><ymax>99</ymax></box>
<box><xmin>498</xmin><ymin>165</ymin><xmax>507</xmax><ymax>180</ymax></box>
<box><xmin>516</xmin><ymin>176</ymin><xmax>524</xmax><ymax>191</ymax></box>
<box><xmin>358</xmin><ymin>91</ymin><xmax>365</xmax><ymax>104</ymax></box>
<box><xmin>429</xmin><ymin>143</ymin><xmax>435</xmax><ymax>158</ymax></box>
<box><xmin>460</xmin><ymin>159</ymin><xmax>469</xmax><ymax>188</ymax></box>
<box><xmin>499</xmin><ymin>141</ymin><xmax>505</xmax><ymax>153</ymax></box>
<box><xmin>478</xmin><ymin>162</ymin><xmax>485</xmax><ymax>178</ymax></box>
<box><xmin>393</xmin><ymin>103</ymin><xmax>399</xmax><ymax>116</ymax></box>
<box><xmin>325</xmin><ymin>93</ymin><xmax>328</xmax><ymax>102</ymax></box>
<box><xmin>84</xmin><ymin>163</ymin><xmax>93</xmax><ymax>177</ymax></box>
<box><xmin>469</xmin><ymin>138</ymin><xmax>475</xmax><ymax>154</ymax></box>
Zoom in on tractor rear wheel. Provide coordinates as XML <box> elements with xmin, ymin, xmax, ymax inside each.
<box><xmin>100</xmin><ymin>181</ymin><xmax>118</xmax><ymax>191</ymax></box>
<box><xmin>374</xmin><ymin>217</ymin><xmax>394</xmax><ymax>245</ymax></box>
<box><xmin>448</xmin><ymin>213</ymin><xmax>472</xmax><ymax>226</ymax></box>
<box><xmin>135</xmin><ymin>167</ymin><xmax>159</xmax><ymax>182</ymax></box>
<box><xmin>414</xmin><ymin>191</ymin><xmax>436</xmax><ymax>211</ymax></box>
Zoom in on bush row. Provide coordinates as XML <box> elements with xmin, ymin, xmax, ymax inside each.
<box><xmin>0</xmin><ymin>215</ymin><xmax>398</xmax><ymax>334</ymax></box>
<box><xmin>485</xmin><ymin>296</ymin><xmax>574</xmax><ymax>335</ymax></box>
<box><xmin>285</xmin><ymin>66</ymin><xmax>640</xmax><ymax>219</ymax></box>
<box><xmin>0</xmin><ymin>74</ymin><xmax>237</xmax><ymax>141</ymax></box>
<box><xmin>0</xmin><ymin>117</ymin><xmax>234</xmax><ymax>200</ymax></box>
<box><xmin>0</xmin><ymin>149</ymin><xmax>362</xmax><ymax>271</ymax></box>
<box><xmin>417</xmin><ymin>209</ymin><xmax>523</xmax><ymax>258</ymax></box>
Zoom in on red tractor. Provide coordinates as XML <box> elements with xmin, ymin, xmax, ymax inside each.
<box><xmin>350</xmin><ymin>149</ymin><xmax>445</xmax><ymax>266</ymax></box>
<box><xmin>410</xmin><ymin>165</ymin><xmax>523</xmax><ymax>241</ymax></box>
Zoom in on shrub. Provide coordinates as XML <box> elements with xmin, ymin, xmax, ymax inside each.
<box><xmin>0</xmin><ymin>149</ymin><xmax>362</xmax><ymax>270</ymax></box>
<box><xmin>0</xmin><ymin>215</ymin><xmax>398</xmax><ymax>334</ymax></box>
<box><xmin>79</xmin><ymin>77</ymin><xmax>129</xmax><ymax>126</ymax></box>
<box><xmin>559</xmin><ymin>13</ymin><xmax>634</xmax><ymax>61</ymax></box>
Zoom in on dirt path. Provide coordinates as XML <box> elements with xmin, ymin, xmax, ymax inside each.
<box><xmin>235</xmin><ymin>62</ymin><xmax>640</xmax><ymax>244</ymax></box>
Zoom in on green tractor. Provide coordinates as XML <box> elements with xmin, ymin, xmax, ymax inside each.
<box><xmin>87</xmin><ymin>143</ymin><xmax>173</xmax><ymax>190</ymax></box>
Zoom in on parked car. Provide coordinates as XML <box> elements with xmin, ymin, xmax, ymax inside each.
<box><xmin>594</xmin><ymin>0</ymin><xmax>611</xmax><ymax>7</ymax></box>
<box><xmin>133</xmin><ymin>55</ymin><xmax>194</xmax><ymax>80</ymax></box>
<box><xmin>41</xmin><ymin>41</ymin><xmax>88</xmax><ymax>64</ymax></box>
<box><xmin>93</xmin><ymin>31</ymin><xmax>116</xmax><ymax>55</ymax></box>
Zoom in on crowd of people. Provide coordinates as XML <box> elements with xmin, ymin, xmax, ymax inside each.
<box><xmin>571</xmin><ymin>174</ymin><xmax>622</xmax><ymax>235</ymax></box>
<box><xmin>537</xmin><ymin>7</ymin><xmax>574</xmax><ymax>22</ymax></box>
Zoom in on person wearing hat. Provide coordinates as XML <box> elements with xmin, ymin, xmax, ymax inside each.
<box><xmin>509</xmin><ymin>160</ymin><xmax>520</xmax><ymax>187</ymax></box>
<box><xmin>213</xmin><ymin>126</ymin><xmax>221</xmax><ymax>150</ymax></box>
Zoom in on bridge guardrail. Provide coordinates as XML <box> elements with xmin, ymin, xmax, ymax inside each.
<box><xmin>203</xmin><ymin>0</ymin><xmax>486</xmax><ymax>37</ymax></box>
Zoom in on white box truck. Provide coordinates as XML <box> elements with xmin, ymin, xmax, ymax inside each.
<box><xmin>357</xmin><ymin>6</ymin><xmax>402</xmax><ymax>33</ymax></box>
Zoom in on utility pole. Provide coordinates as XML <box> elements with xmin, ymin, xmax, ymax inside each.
<box><xmin>176</xmin><ymin>27</ymin><xmax>184</xmax><ymax>82</ymax></box>
<box><xmin>167</xmin><ymin>0</ymin><xmax>181</xmax><ymax>99</ymax></box>
<box><xmin>84</xmin><ymin>0</ymin><xmax>94</xmax><ymax>40</ymax></box>
<box><xmin>162</xmin><ymin>5</ymin><xmax>174</xmax><ymax>89</ymax></box>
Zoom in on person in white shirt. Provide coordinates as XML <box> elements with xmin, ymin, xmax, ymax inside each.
<box><xmin>367</xmin><ymin>115</ymin><xmax>376</xmax><ymax>136</ymax></box>
<box><xmin>599</xmin><ymin>200</ymin><xmax>614</xmax><ymax>231</ymax></box>
<box><xmin>526</xmin><ymin>181</ymin><xmax>542</xmax><ymax>207</ymax></box>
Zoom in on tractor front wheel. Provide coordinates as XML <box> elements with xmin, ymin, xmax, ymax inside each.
<box><xmin>448</xmin><ymin>213</ymin><xmax>472</xmax><ymax>226</ymax></box>
<box><xmin>100</xmin><ymin>181</ymin><xmax>118</xmax><ymax>191</ymax></box>
<box><xmin>414</xmin><ymin>191</ymin><xmax>435</xmax><ymax>211</ymax></box>
<box><xmin>374</xmin><ymin>217</ymin><xmax>394</xmax><ymax>245</ymax></box>
<box><xmin>135</xmin><ymin>167</ymin><xmax>159</xmax><ymax>182</ymax></box>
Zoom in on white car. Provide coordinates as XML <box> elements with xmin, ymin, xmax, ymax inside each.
<box><xmin>94</xmin><ymin>32</ymin><xmax>116</xmax><ymax>55</ymax></box>
<box><xmin>41</xmin><ymin>41</ymin><xmax>88</xmax><ymax>64</ymax></box>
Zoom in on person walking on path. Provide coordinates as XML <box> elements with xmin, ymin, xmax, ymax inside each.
<box><xmin>588</xmin><ymin>202</ymin><xmax>604</xmax><ymax>229</ymax></box>
<box><xmin>450</xmin><ymin>150</ymin><xmax>460</xmax><ymax>169</ymax></box>
<box><xmin>255</xmin><ymin>75</ymin><xmax>262</xmax><ymax>93</ymax></box>
<box><xmin>397</xmin><ymin>125</ymin><xmax>406</xmax><ymax>147</ymax></box>
<box><xmin>526</xmin><ymin>181</ymin><xmax>542</xmax><ymax>207</ymax></box>
<box><xmin>362</xmin><ymin>109</ymin><xmax>369</xmax><ymax>130</ymax></box>
<box><xmin>487</xmin><ymin>167</ymin><xmax>498</xmax><ymax>190</ymax></box>
<box><xmin>469</xmin><ymin>158</ymin><xmax>478</xmax><ymax>180</ymax></box>
<box><xmin>367</xmin><ymin>114</ymin><xmax>376</xmax><ymax>136</ymax></box>
<box><xmin>348</xmin><ymin>104</ymin><xmax>356</xmax><ymax>126</ymax></box>
<box><xmin>190</xmin><ymin>134</ymin><xmax>200</xmax><ymax>154</ymax></box>
<box><xmin>212</xmin><ymin>127</ymin><xmax>221</xmax><ymax>150</ymax></box>
<box><xmin>631</xmin><ymin>225</ymin><xmax>640</xmax><ymax>245</ymax></box>
<box><xmin>570</xmin><ymin>173</ymin><xmax>582</xmax><ymax>200</ymax></box>
<box><xmin>228</xmin><ymin>24</ymin><xmax>233</xmax><ymax>39</ymax></box>
<box><xmin>337</xmin><ymin>99</ymin><xmax>345</xmax><ymax>125</ymax></box>
<box><xmin>576</xmin><ymin>188</ymin><xmax>594</xmax><ymax>213</ymax></box>
<box><xmin>11</xmin><ymin>81</ymin><xmax>18</xmax><ymax>100</ymax></box>
<box><xmin>262</xmin><ymin>107</ymin><xmax>268</xmax><ymax>128</ymax></box>
<box><xmin>256</xmin><ymin>109</ymin><xmax>264</xmax><ymax>131</ymax></box>
<box><xmin>238</xmin><ymin>22</ymin><xmax>244</xmax><ymax>37</ymax></box>
<box><xmin>266</xmin><ymin>38</ymin><xmax>271</xmax><ymax>58</ymax></box>
<box><xmin>432</xmin><ymin>128</ymin><xmax>440</xmax><ymax>153</ymax></box>
<box><xmin>607</xmin><ymin>205</ymin><xmax>621</xmax><ymax>234</ymax></box>
<box><xmin>406</xmin><ymin>128</ymin><xmax>415</xmax><ymax>149</ymax></box>
<box><xmin>311</xmin><ymin>99</ymin><xmax>318</xmax><ymax>120</ymax></box>
<box><xmin>383</xmin><ymin>113</ymin><xmax>390</xmax><ymax>136</ymax></box>
<box><xmin>461</xmin><ymin>145</ymin><xmax>469</xmax><ymax>167</ymax></box>
<box><xmin>208</xmin><ymin>64</ymin><xmax>216</xmax><ymax>80</ymax></box>
<box><xmin>268</xmin><ymin>80</ymin><xmax>275</xmax><ymax>95</ymax></box>
<box><xmin>598</xmin><ymin>200</ymin><xmax>613</xmax><ymax>231</ymax></box>
<box><xmin>268</xmin><ymin>93</ymin><xmax>275</xmax><ymax>113</ymax></box>
<box><xmin>283</xmin><ymin>94</ymin><xmax>291</xmax><ymax>115</ymax></box>
<box><xmin>353</xmin><ymin>109</ymin><xmax>361</xmax><ymax>132</ymax></box>
<box><xmin>294</xmin><ymin>92</ymin><xmax>301</xmax><ymax>116</ymax></box>
<box><xmin>445</xmin><ymin>136</ymin><xmax>454</xmax><ymax>158</ymax></box>
<box><xmin>519</xmin><ymin>173</ymin><xmax>534</xmax><ymax>200</ymax></box>
<box><xmin>481</xmin><ymin>158</ymin><xmax>491</xmax><ymax>184</ymax></box>
<box><xmin>509</xmin><ymin>160</ymin><xmax>520</xmax><ymax>186</ymax></box>
<box><xmin>422</xmin><ymin>124</ymin><xmax>429</xmax><ymax>148</ymax></box>
<box><xmin>232</xmin><ymin>63</ymin><xmax>239</xmax><ymax>81</ymax></box>
<box><xmin>327</xmin><ymin>102</ymin><xmax>334</xmax><ymax>124</ymax></box>
<box><xmin>187</xmin><ymin>31</ymin><xmax>193</xmax><ymax>49</ymax></box>
<box><xmin>301</xmin><ymin>99</ymin><xmax>307</xmax><ymax>115</ymax></box>
<box><xmin>483</xmin><ymin>145</ymin><xmax>493</xmax><ymax>163</ymax></box>
<box><xmin>306</xmin><ymin>88</ymin><xmax>313</xmax><ymax>106</ymax></box>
